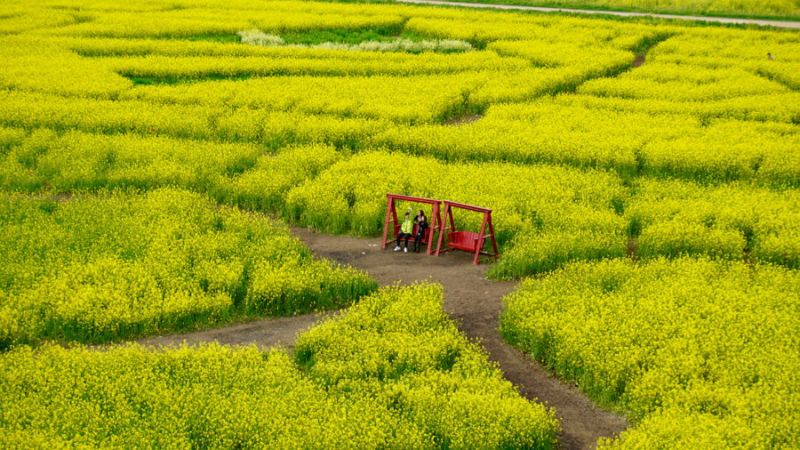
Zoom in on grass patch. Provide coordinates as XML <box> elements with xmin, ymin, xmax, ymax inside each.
<box><xmin>125</xmin><ymin>73</ymin><xmax>253</xmax><ymax>85</ymax></box>
<box><xmin>437</xmin><ymin>91</ymin><xmax>487</xmax><ymax>125</ymax></box>
<box><xmin>280</xmin><ymin>26</ymin><xmax>422</xmax><ymax>45</ymax></box>
<box><xmin>181</xmin><ymin>33</ymin><xmax>241</xmax><ymax>43</ymax></box>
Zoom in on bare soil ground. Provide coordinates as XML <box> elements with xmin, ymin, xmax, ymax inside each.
<box><xmin>138</xmin><ymin>312</ymin><xmax>326</xmax><ymax>350</ymax></box>
<box><xmin>141</xmin><ymin>228</ymin><xmax>628</xmax><ymax>449</ymax></box>
<box><xmin>443</xmin><ymin>113</ymin><xmax>483</xmax><ymax>126</ymax></box>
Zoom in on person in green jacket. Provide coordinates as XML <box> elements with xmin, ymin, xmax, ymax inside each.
<box><xmin>394</xmin><ymin>211</ymin><xmax>414</xmax><ymax>253</ymax></box>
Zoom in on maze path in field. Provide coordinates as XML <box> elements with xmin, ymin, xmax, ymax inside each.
<box><xmin>140</xmin><ymin>227</ymin><xmax>628</xmax><ymax>449</ymax></box>
<box><xmin>137</xmin><ymin>312</ymin><xmax>325</xmax><ymax>350</ymax></box>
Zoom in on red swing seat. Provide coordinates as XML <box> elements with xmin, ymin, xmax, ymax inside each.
<box><xmin>435</xmin><ymin>201</ymin><xmax>499</xmax><ymax>265</ymax></box>
<box><xmin>446</xmin><ymin>231</ymin><xmax>482</xmax><ymax>252</ymax></box>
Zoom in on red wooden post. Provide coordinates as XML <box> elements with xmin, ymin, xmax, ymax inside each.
<box><xmin>426</xmin><ymin>202</ymin><xmax>440</xmax><ymax>255</ymax></box>
<box><xmin>390</xmin><ymin>201</ymin><xmax>399</xmax><ymax>241</ymax></box>
<box><xmin>435</xmin><ymin>203</ymin><xmax>450</xmax><ymax>256</ymax></box>
<box><xmin>447</xmin><ymin>206</ymin><xmax>456</xmax><ymax>234</ymax></box>
<box><xmin>473</xmin><ymin>211</ymin><xmax>488</xmax><ymax>265</ymax></box>
<box><xmin>381</xmin><ymin>194</ymin><xmax>394</xmax><ymax>250</ymax></box>
<box><xmin>487</xmin><ymin>212</ymin><xmax>499</xmax><ymax>258</ymax></box>
<box><xmin>432</xmin><ymin>203</ymin><xmax>443</xmax><ymax>255</ymax></box>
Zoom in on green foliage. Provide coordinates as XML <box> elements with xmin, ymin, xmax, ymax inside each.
<box><xmin>281</xmin><ymin>26</ymin><xmax>404</xmax><ymax>45</ymax></box>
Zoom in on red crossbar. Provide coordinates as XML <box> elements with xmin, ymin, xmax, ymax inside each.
<box><xmin>386</xmin><ymin>194</ymin><xmax>440</xmax><ymax>205</ymax></box>
<box><xmin>442</xmin><ymin>201</ymin><xmax>492</xmax><ymax>214</ymax></box>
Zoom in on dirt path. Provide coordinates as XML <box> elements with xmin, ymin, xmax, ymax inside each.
<box><xmin>140</xmin><ymin>228</ymin><xmax>628</xmax><ymax>449</ymax></box>
<box><xmin>138</xmin><ymin>312</ymin><xmax>326</xmax><ymax>350</ymax></box>
<box><xmin>397</xmin><ymin>0</ymin><xmax>800</xmax><ymax>29</ymax></box>
<box><xmin>294</xmin><ymin>229</ymin><xmax>628</xmax><ymax>449</ymax></box>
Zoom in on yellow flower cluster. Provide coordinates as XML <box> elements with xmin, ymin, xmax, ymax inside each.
<box><xmin>0</xmin><ymin>6</ymin><xmax>79</xmax><ymax>35</ymax></box>
<box><xmin>278</xmin><ymin>150</ymin><xmax>800</xmax><ymax>276</ymax></box>
<box><xmin>378</xmin><ymin>100</ymin><xmax>800</xmax><ymax>184</ymax></box>
<box><xmin>1</xmin><ymin>0</ymin><xmax>794</xmax><ymax>187</ymax></box>
<box><xmin>296</xmin><ymin>282</ymin><xmax>560</xmax><ymax>448</ymax></box>
<box><xmin>0</xmin><ymin>0</ymin><xmax>796</xmax><ymax>280</ymax></box>
<box><xmin>42</xmin><ymin>3</ymin><xmax>405</xmax><ymax>39</ymax></box>
<box><xmin>0</xmin><ymin>90</ymin><xmax>215</xmax><ymax>138</ymax></box>
<box><xmin>2</xmin><ymin>128</ymin><xmax>263</xmax><ymax>192</ymax></box>
<box><xmin>7</xmin><ymin>126</ymin><xmax>794</xmax><ymax>280</ymax></box>
<box><xmin>65</xmin><ymin>34</ymin><xmax>474</xmax><ymax>59</ymax></box>
<box><xmin>220</xmin><ymin>144</ymin><xmax>342</xmax><ymax>212</ymax></box>
<box><xmin>105</xmin><ymin>51</ymin><xmax>527</xmax><ymax>79</ymax></box>
<box><xmin>627</xmin><ymin>178</ymin><xmax>800</xmax><ymax>267</ymax></box>
<box><xmin>120</xmin><ymin>72</ymin><xmax>492</xmax><ymax>124</ymax></box>
<box><xmin>0</xmin><ymin>35</ymin><xmax>132</xmax><ymax>97</ymax></box>
<box><xmin>0</xmin><ymin>188</ymin><xmax>375</xmax><ymax>346</ymax></box>
<box><xmin>502</xmin><ymin>258</ymin><xmax>800</xmax><ymax>449</ymax></box>
<box><xmin>1</xmin><ymin>284</ymin><xmax>559</xmax><ymax>448</ymax></box>
<box><xmin>375</xmin><ymin>100</ymin><xmax>688</xmax><ymax>172</ymax></box>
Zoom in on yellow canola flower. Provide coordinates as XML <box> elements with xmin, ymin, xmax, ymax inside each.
<box><xmin>0</xmin><ymin>284</ymin><xmax>558</xmax><ymax>449</ymax></box>
<box><xmin>0</xmin><ymin>188</ymin><xmax>376</xmax><ymax>346</ymax></box>
<box><xmin>502</xmin><ymin>258</ymin><xmax>800</xmax><ymax>449</ymax></box>
<box><xmin>121</xmin><ymin>72</ymin><xmax>492</xmax><ymax>124</ymax></box>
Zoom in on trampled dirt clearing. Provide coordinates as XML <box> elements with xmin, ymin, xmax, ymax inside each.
<box><xmin>141</xmin><ymin>228</ymin><xmax>628</xmax><ymax>449</ymax></box>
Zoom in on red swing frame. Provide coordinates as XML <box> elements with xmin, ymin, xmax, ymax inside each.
<box><xmin>435</xmin><ymin>200</ymin><xmax>499</xmax><ymax>265</ymax></box>
<box><xmin>381</xmin><ymin>193</ymin><xmax>442</xmax><ymax>255</ymax></box>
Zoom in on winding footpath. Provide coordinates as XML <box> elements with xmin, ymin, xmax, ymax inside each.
<box><xmin>140</xmin><ymin>228</ymin><xmax>628</xmax><ymax>449</ymax></box>
<box><xmin>396</xmin><ymin>0</ymin><xmax>800</xmax><ymax>29</ymax></box>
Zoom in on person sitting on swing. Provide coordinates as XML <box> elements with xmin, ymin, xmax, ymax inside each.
<box><xmin>394</xmin><ymin>211</ymin><xmax>414</xmax><ymax>253</ymax></box>
<box><xmin>413</xmin><ymin>209</ymin><xmax>428</xmax><ymax>252</ymax></box>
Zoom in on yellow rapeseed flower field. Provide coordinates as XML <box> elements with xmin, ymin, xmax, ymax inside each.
<box><xmin>502</xmin><ymin>258</ymin><xmax>800</xmax><ymax>448</ymax></box>
<box><xmin>0</xmin><ymin>0</ymin><xmax>798</xmax><ymax>447</ymax></box>
<box><xmin>0</xmin><ymin>189</ymin><xmax>376</xmax><ymax>346</ymax></box>
<box><xmin>1</xmin><ymin>284</ymin><xmax>559</xmax><ymax>448</ymax></box>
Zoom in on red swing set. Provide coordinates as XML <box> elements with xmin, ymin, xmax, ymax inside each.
<box><xmin>380</xmin><ymin>193</ymin><xmax>442</xmax><ymax>255</ymax></box>
<box><xmin>381</xmin><ymin>193</ymin><xmax>499</xmax><ymax>265</ymax></box>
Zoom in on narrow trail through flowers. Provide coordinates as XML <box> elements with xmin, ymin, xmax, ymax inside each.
<box><xmin>141</xmin><ymin>227</ymin><xmax>628</xmax><ymax>449</ymax></box>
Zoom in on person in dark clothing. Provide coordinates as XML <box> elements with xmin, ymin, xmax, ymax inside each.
<box><xmin>413</xmin><ymin>209</ymin><xmax>429</xmax><ymax>252</ymax></box>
